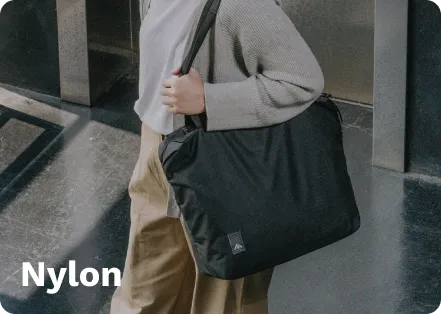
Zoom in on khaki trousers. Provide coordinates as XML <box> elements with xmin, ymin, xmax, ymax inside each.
<box><xmin>110</xmin><ymin>124</ymin><xmax>274</xmax><ymax>314</ymax></box>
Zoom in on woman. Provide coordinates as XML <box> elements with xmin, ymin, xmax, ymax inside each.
<box><xmin>111</xmin><ymin>0</ymin><xmax>324</xmax><ymax>313</ymax></box>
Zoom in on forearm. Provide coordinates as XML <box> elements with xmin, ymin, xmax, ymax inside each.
<box><xmin>204</xmin><ymin>71</ymin><xmax>323</xmax><ymax>131</ymax></box>
<box><xmin>204</xmin><ymin>0</ymin><xmax>324</xmax><ymax>131</ymax></box>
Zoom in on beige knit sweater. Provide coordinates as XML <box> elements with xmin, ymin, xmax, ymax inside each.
<box><xmin>140</xmin><ymin>0</ymin><xmax>325</xmax><ymax>217</ymax></box>
<box><xmin>177</xmin><ymin>0</ymin><xmax>324</xmax><ymax>131</ymax></box>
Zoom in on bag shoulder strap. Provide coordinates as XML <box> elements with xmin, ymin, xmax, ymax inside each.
<box><xmin>181</xmin><ymin>0</ymin><xmax>221</xmax><ymax>129</ymax></box>
<box><xmin>181</xmin><ymin>0</ymin><xmax>221</xmax><ymax>75</ymax></box>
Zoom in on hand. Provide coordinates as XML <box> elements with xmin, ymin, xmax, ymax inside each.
<box><xmin>161</xmin><ymin>67</ymin><xmax>206</xmax><ymax>115</ymax></box>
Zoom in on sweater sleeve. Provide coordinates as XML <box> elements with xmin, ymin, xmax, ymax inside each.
<box><xmin>203</xmin><ymin>0</ymin><xmax>325</xmax><ymax>131</ymax></box>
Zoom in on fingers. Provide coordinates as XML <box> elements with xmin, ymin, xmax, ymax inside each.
<box><xmin>171</xmin><ymin>66</ymin><xmax>182</xmax><ymax>76</ymax></box>
<box><xmin>167</xmin><ymin>105</ymin><xmax>178</xmax><ymax>113</ymax></box>
<box><xmin>162</xmin><ymin>77</ymin><xmax>177</xmax><ymax>111</ymax></box>
<box><xmin>160</xmin><ymin>87</ymin><xmax>173</xmax><ymax>97</ymax></box>
<box><xmin>163</xmin><ymin>77</ymin><xmax>175</xmax><ymax>88</ymax></box>
<box><xmin>162</xmin><ymin>95</ymin><xmax>179</xmax><ymax>113</ymax></box>
<box><xmin>162</xmin><ymin>97</ymin><xmax>176</xmax><ymax>106</ymax></box>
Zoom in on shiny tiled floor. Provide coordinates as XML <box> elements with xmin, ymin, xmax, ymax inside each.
<box><xmin>0</xmin><ymin>82</ymin><xmax>440</xmax><ymax>314</ymax></box>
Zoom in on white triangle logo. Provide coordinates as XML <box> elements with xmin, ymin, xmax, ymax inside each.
<box><xmin>234</xmin><ymin>244</ymin><xmax>243</xmax><ymax>251</ymax></box>
<box><xmin>0</xmin><ymin>302</ymin><xmax>13</xmax><ymax>314</ymax></box>
<box><xmin>429</xmin><ymin>302</ymin><xmax>441</xmax><ymax>314</ymax></box>
<box><xmin>228</xmin><ymin>232</ymin><xmax>246</xmax><ymax>254</ymax></box>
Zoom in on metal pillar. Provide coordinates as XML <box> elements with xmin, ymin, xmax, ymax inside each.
<box><xmin>372</xmin><ymin>0</ymin><xmax>409</xmax><ymax>172</ymax></box>
<box><xmin>56</xmin><ymin>0</ymin><xmax>138</xmax><ymax>106</ymax></box>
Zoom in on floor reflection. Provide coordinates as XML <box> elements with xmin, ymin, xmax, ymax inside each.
<box><xmin>0</xmin><ymin>84</ymin><xmax>440</xmax><ymax>313</ymax></box>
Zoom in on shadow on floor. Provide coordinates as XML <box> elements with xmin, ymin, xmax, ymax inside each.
<box><xmin>0</xmin><ymin>77</ymin><xmax>137</xmax><ymax>313</ymax></box>
<box><xmin>0</xmin><ymin>192</ymin><xmax>130</xmax><ymax>314</ymax></box>
<box><xmin>0</xmin><ymin>76</ymin><xmax>139</xmax><ymax>209</ymax></box>
<box><xmin>0</xmin><ymin>80</ymin><xmax>440</xmax><ymax>314</ymax></box>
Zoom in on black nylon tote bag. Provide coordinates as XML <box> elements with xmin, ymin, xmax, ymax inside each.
<box><xmin>158</xmin><ymin>0</ymin><xmax>360</xmax><ymax>280</ymax></box>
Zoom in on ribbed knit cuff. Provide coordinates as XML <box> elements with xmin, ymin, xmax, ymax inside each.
<box><xmin>203</xmin><ymin>78</ymin><xmax>261</xmax><ymax>131</ymax></box>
